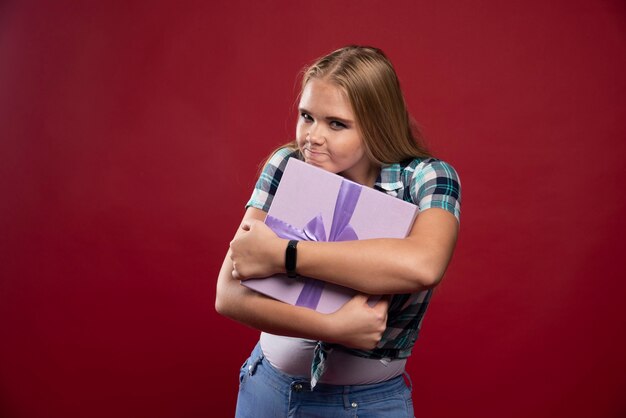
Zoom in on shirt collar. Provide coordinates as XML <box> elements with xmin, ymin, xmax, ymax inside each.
<box><xmin>374</xmin><ymin>163</ymin><xmax>404</xmax><ymax>192</ymax></box>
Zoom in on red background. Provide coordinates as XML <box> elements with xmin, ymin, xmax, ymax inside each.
<box><xmin>1</xmin><ymin>1</ymin><xmax>625</xmax><ymax>417</ymax></box>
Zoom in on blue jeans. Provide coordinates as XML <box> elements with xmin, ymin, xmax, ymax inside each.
<box><xmin>235</xmin><ymin>343</ymin><xmax>414</xmax><ymax>418</ymax></box>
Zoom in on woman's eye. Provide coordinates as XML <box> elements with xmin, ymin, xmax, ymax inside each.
<box><xmin>330</xmin><ymin>121</ymin><xmax>346</xmax><ymax>130</ymax></box>
<box><xmin>300</xmin><ymin>112</ymin><xmax>313</xmax><ymax>122</ymax></box>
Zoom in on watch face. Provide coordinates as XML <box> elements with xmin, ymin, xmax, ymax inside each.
<box><xmin>286</xmin><ymin>240</ymin><xmax>298</xmax><ymax>277</ymax></box>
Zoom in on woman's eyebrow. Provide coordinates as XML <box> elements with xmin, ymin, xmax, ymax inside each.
<box><xmin>325</xmin><ymin>115</ymin><xmax>353</xmax><ymax>125</ymax></box>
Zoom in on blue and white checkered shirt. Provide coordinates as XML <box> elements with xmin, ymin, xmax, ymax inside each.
<box><xmin>247</xmin><ymin>147</ymin><xmax>461</xmax><ymax>361</ymax></box>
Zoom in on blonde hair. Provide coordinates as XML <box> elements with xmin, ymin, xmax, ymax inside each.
<box><xmin>266</xmin><ymin>45</ymin><xmax>429</xmax><ymax>166</ymax></box>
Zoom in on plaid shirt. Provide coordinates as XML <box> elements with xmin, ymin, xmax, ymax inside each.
<box><xmin>247</xmin><ymin>147</ymin><xmax>461</xmax><ymax>361</ymax></box>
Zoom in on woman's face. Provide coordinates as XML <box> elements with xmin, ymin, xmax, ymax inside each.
<box><xmin>296</xmin><ymin>78</ymin><xmax>376</xmax><ymax>185</ymax></box>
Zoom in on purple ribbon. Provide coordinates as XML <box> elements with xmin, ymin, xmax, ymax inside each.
<box><xmin>265</xmin><ymin>180</ymin><xmax>361</xmax><ymax>310</ymax></box>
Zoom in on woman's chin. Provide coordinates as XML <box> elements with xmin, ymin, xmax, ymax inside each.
<box><xmin>304</xmin><ymin>159</ymin><xmax>335</xmax><ymax>173</ymax></box>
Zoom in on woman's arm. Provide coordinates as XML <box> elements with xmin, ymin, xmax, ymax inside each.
<box><xmin>215</xmin><ymin>207</ymin><xmax>389</xmax><ymax>350</ymax></box>
<box><xmin>230</xmin><ymin>207</ymin><xmax>458</xmax><ymax>295</ymax></box>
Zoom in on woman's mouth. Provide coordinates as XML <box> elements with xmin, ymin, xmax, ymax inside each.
<box><xmin>303</xmin><ymin>148</ymin><xmax>327</xmax><ymax>158</ymax></box>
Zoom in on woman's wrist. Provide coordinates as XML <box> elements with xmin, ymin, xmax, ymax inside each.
<box><xmin>316</xmin><ymin>311</ymin><xmax>340</xmax><ymax>343</ymax></box>
<box><xmin>273</xmin><ymin>238</ymin><xmax>289</xmax><ymax>274</ymax></box>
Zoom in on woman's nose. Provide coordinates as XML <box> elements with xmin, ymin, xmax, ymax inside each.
<box><xmin>307</xmin><ymin>123</ymin><xmax>326</xmax><ymax>145</ymax></box>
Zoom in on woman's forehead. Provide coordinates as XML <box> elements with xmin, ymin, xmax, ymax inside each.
<box><xmin>299</xmin><ymin>79</ymin><xmax>353</xmax><ymax>118</ymax></box>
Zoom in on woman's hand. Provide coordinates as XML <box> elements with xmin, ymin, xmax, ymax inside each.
<box><xmin>229</xmin><ymin>219</ymin><xmax>286</xmax><ymax>280</ymax></box>
<box><xmin>325</xmin><ymin>294</ymin><xmax>389</xmax><ymax>350</ymax></box>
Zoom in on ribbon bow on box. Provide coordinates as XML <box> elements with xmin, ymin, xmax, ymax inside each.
<box><xmin>265</xmin><ymin>179</ymin><xmax>362</xmax><ymax>311</ymax></box>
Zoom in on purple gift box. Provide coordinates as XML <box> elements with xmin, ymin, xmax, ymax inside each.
<box><xmin>241</xmin><ymin>158</ymin><xmax>418</xmax><ymax>314</ymax></box>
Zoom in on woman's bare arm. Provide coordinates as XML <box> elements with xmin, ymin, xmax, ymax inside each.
<box><xmin>215</xmin><ymin>207</ymin><xmax>388</xmax><ymax>350</ymax></box>
<box><xmin>230</xmin><ymin>208</ymin><xmax>458</xmax><ymax>295</ymax></box>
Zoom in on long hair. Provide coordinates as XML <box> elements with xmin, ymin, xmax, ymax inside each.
<box><xmin>266</xmin><ymin>45</ymin><xmax>430</xmax><ymax>167</ymax></box>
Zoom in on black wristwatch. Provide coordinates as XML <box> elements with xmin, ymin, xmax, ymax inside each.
<box><xmin>285</xmin><ymin>240</ymin><xmax>298</xmax><ymax>278</ymax></box>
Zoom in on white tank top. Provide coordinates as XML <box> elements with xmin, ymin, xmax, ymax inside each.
<box><xmin>260</xmin><ymin>332</ymin><xmax>406</xmax><ymax>385</ymax></box>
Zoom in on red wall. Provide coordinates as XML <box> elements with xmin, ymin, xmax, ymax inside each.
<box><xmin>1</xmin><ymin>1</ymin><xmax>625</xmax><ymax>417</ymax></box>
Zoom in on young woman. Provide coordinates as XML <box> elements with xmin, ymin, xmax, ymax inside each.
<box><xmin>216</xmin><ymin>45</ymin><xmax>461</xmax><ymax>418</ymax></box>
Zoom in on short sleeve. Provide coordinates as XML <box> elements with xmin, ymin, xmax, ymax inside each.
<box><xmin>246</xmin><ymin>147</ymin><xmax>300</xmax><ymax>212</ymax></box>
<box><xmin>408</xmin><ymin>159</ymin><xmax>461</xmax><ymax>222</ymax></box>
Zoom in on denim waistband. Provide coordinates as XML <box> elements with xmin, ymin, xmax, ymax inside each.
<box><xmin>246</xmin><ymin>342</ymin><xmax>412</xmax><ymax>400</ymax></box>
<box><xmin>260</xmin><ymin>333</ymin><xmax>406</xmax><ymax>385</ymax></box>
